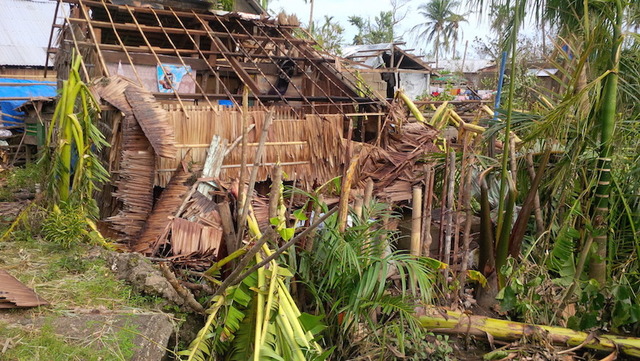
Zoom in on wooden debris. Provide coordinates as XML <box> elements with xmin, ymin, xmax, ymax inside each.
<box><xmin>124</xmin><ymin>87</ymin><xmax>177</xmax><ymax>158</ymax></box>
<box><xmin>196</xmin><ymin>135</ymin><xmax>228</xmax><ymax>199</ymax></box>
<box><xmin>106</xmin><ymin>114</ymin><xmax>155</xmax><ymax>243</ymax></box>
<box><xmin>134</xmin><ymin>161</ymin><xmax>193</xmax><ymax>254</ymax></box>
<box><xmin>0</xmin><ymin>270</ymin><xmax>49</xmax><ymax>308</ymax></box>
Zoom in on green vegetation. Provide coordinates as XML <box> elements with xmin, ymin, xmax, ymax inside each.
<box><xmin>0</xmin><ymin>162</ymin><xmax>43</xmax><ymax>201</ymax></box>
<box><xmin>0</xmin><ymin>321</ymin><xmax>137</xmax><ymax>361</ymax></box>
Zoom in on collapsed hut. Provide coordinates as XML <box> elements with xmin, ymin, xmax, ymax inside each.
<box><xmin>50</xmin><ymin>0</ymin><xmax>406</xmax><ymax>258</ymax></box>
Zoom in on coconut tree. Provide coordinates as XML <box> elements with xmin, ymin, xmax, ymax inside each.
<box><xmin>445</xmin><ymin>12</ymin><xmax>468</xmax><ymax>58</ymax></box>
<box><xmin>412</xmin><ymin>0</ymin><xmax>463</xmax><ymax>69</ymax></box>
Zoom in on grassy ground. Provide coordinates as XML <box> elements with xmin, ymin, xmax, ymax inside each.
<box><xmin>0</xmin><ymin>234</ymin><xmax>170</xmax><ymax>361</ymax></box>
<box><xmin>0</xmin><ymin>164</ymin><xmax>173</xmax><ymax>360</ymax></box>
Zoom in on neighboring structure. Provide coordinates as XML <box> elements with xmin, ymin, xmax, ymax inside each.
<box><xmin>436</xmin><ymin>59</ymin><xmax>495</xmax><ymax>89</ymax></box>
<box><xmin>0</xmin><ymin>0</ymin><xmax>67</xmax><ymax>80</ymax></box>
<box><xmin>342</xmin><ymin>43</ymin><xmax>437</xmax><ymax>100</ymax></box>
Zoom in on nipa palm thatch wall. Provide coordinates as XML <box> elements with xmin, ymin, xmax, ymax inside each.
<box><xmin>155</xmin><ymin>105</ymin><xmax>345</xmax><ymax>187</ymax></box>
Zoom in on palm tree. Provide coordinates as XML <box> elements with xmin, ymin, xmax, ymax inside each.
<box><xmin>411</xmin><ymin>0</ymin><xmax>463</xmax><ymax>69</ymax></box>
<box><xmin>445</xmin><ymin>12</ymin><xmax>468</xmax><ymax>58</ymax></box>
<box><xmin>473</xmin><ymin>0</ymin><xmax>638</xmax><ymax>297</ymax></box>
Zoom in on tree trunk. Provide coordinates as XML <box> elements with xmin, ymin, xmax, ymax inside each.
<box><xmin>308</xmin><ymin>0</ymin><xmax>314</xmax><ymax>32</ymax></box>
<box><xmin>435</xmin><ymin>30</ymin><xmax>440</xmax><ymax>70</ymax></box>
<box><xmin>419</xmin><ymin>307</ymin><xmax>640</xmax><ymax>358</ymax></box>
<box><xmin>589</xmin><ymin>0</ymin><xmax>622</xmax><ymax>285</ymax></box>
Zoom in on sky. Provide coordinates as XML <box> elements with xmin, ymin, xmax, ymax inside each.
<box><xmin>267</xmin><ymin>0</ymin><xmax>497</xmax><ymax>59</ymax></box>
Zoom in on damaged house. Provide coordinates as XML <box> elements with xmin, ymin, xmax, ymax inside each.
<box><xmin>51</xmin><ymin>0</ymin><xmax>398</xmax><ymax>260</ymax></box>
<box><xmin>342</xmin><ymin>42</ymin><xmax>437</xmax><ymax>100</ymax></box>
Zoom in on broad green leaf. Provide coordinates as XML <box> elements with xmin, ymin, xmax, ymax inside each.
<box><xmin>280</xmin><ymin>228</ymin><xmax>295</xmax><ymax>241</ymax></box>
<box><xmin>298</xmin><ymin>313</ymin><xmax>327</xmax><ymax>335</ymax></box>
<box><xmin>293</xmin><ymin>209</ymin><xmax>308</xmax><ymax>221</ymax></box>
<box><xmin>467</xmin><ymin>270</ymin><xmax>488</xmax><ymax>287</ymax></box>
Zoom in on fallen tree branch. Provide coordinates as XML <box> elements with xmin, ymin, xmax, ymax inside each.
<box><xmin>159</xmin><ymin>262</ymin><xmax>205</xmax><ymax>314</ymax></box>
<box><xmin>419</xmin><ymin>306</ymin><xmax>640</xmax><ymax>357</ymax></box>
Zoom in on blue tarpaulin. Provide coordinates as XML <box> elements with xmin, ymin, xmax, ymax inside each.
<box><xmin>0</xmin><ymin>78</ymin><xmax>56</xmax><ymax>126</ymax></box>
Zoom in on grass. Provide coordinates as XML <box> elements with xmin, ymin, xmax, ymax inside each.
<box><xmin>0</xmin><ymin>162</ymin><xmax>43</xmax><ymax>201</ymax></box>
<box><xmin>0</xmin><ymin>319</ymin><xmax>138</xmax><ymax>361</ymax></box>
<box><xmin>0</xmin><ymin>226</ymin><xmax>170</xmax><ymax>360</ymax></box>
<box><xmin>0</xmin><ymin>238</ymin><xmax>164</xmax><ymax>310</ymax></box>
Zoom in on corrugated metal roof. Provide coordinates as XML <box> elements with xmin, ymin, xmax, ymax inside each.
<box><xmin>527</xmin><ymin>68</ymin><xmax>558</xmax><ymax>77</ymax></box>
<box><xmin>438</xmin><ymin>59</ymin><xmax>495</xmax><ymax>73</ymax></box>
<box><xmin>0</xmin><ymin>0</ymin><xmax>63</xmax><ymax>67</ymax></box>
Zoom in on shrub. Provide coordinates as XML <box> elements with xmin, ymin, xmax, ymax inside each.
<box><xmin>41</xmin><ymin>203</ymin><xmax>88</xmax><ymax>248</ymax></box>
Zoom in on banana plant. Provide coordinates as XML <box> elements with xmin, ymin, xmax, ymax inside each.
<box><xmin>181</xmin><ymin>196</ymin><xmax>328</xmax><ymax>361</ymax></box>
<box><xmin>43</xmin><ymin>51</ymin><xmax>109</xmax><ymax>208</ymax></box>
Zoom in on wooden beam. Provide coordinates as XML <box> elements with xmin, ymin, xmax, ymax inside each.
<box><xmin>193</xmin><ymin>13</ymin><xmax>262</xmax><ymax>95</ymax></box>
<box><xmin>152</xmin><ymin>92</ymin><xmax>373</xmax><ymax>103</ymax></box>
<box><xmin>68</xmin><ymin>17</ymin><xmax>312</xmax><ymax>45</ymax></box>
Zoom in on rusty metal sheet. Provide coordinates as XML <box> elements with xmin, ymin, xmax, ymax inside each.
<box><xmin>0</xmin><ymin>270</ymin><xmax>49</xmax><ymax>308</ymax></box>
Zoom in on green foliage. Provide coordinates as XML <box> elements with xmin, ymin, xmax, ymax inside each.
<box><xmin>297</xmin><ymin>200</ymin><xmax>434</xmax><ymax>360</ymax></box>
<box><xmin>389</xmin><ymin>327</ymin><xmax>456</xmax><ymax>361</ymax></box>
<box><xmin>0</xmin><ymin>321</ymin><xmax>137</xmax><ymax>361</ymax></box>
<box><xmin>348</xmin><ymin>11</ymin><xmax>395</xmax><ymax>45</ymax></box>
<box><xmin>410</xmin><ymin>0</ymin><xmax>466</xmax><ymax>65</ymax></box>
<box><xmin>41</xmin><ymin>51</ymin><xmax>109</xmax><ymax>210</ymax></box>
<box><xmin>311</xmin><ymin>16</ymin><xmax>344</xmax><ymax>55</ymax></box>
<box><xmin>41</xmin><ymin>202</ymin><xmax>91</xmax><ymax>248</ymax></box>
<box><xmin>0</xmin><ymin>162</ymin><xmax>45</xmax><ymax>201</ymax></box>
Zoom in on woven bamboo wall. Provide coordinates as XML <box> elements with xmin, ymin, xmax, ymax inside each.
<box><xmin>156</xmin><ymin>105</ymin><xmax>345</xmax><ymax>187</ymax></box>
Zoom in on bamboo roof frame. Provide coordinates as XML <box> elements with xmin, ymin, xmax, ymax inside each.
<box><xmin>55</xmin><ymin>0</ymin><xmax>386</xmax><ymax>117</ymax></box>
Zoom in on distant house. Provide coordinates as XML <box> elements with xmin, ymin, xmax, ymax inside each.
<box><xmin>0</xmin><ymin>0</ymin><xmax>67</xmax><ymax>80</ymax></box>
<box><xmin>436</xmin><ymin>59</ymin><xmax>495</xmax><ymax>89</ymax></box>
<box><xmin>342</xmin><ymin>43</ymin><xmax>437</xmax><ymax>100</ymax></box>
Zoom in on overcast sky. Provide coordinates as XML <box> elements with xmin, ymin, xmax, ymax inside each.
<box><xmin>267</xmin><ymin>0</ymin><xmax>497</xmax><ymax>58</ymax></box>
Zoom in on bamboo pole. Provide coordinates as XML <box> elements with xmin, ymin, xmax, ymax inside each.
<box><xmin>458</xmin><ymin>144</ymin><xmax>475</xmax><ymax>294</ymax></box>
<box><xmin>363</xmin><ymin>177</ymin><xmax>374</xmax><ymax>211</ymax></box>
<box><xmin>268</xmin><ymin>164</ymin><xmax>283</xmax><ymax>219</ymax></box>
<box><xmin>411</xmin><ymin>185</ymin><xmax>423</xmax><ymax>257</ymax></box>
<box><xmin>443</xmin><ymin>150</ymin><xmax>456</xmax><ymax>267</ymax></box>
<box><xmin>338</xmin><ymin>156</ymin><xmax>360</xmax><ymax>233</ymax></box>
<box><xmin>421</xmin><ymin>164</ymin><xmax>434</xmax><ymax>257</ymax></box>
<box><xmin>237</xmin><ymin>86</ymin><xmax>249</xmax><ymax>217</ymax></box>
<box><xmin>236</xmin><ymin>110</ymin><xmax>273</xmax><ymax>248</ymax></box>
<box><xmin>419</xmin><ymin>307</ymin><xmax>640</xmax><ymax>358</ymax></box>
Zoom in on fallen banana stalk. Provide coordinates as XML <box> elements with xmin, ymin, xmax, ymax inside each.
<box><xmin>396</xmin><ymin>90</ymin><xmax>426</xmax><ymax>123</ymax></box>
<box><xmin>419</xmin><ymin>307</ymin><xmax>640</xmax><ymax>357</ymax></box>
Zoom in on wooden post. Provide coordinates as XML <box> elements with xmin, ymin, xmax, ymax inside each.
<box><xmin>411</xmin><ymin>185</ymin><xmax>423</xmax><ymax>257</ymax></box>
<box><xmin>526</xmin><ymin>152</ymin><xmax>545</xmax><ymax>235</ymax></box>
<box><xmin>268</xmin><ymin>164</ymin><xmax>283</xmax><ymax>219</ymax></box>
<box><xmin>218</xmin><ymin>201</ymin><xmax>237</xmax><ymax>256</ymax></box>
<box><xmin>422</xmin><ymin>164</ymin><xmax>434</xmax><ymax>257</ymax></box>
<box><xmin>443</xmin><ymin>150</ymin><xmax>456</xmax><ymax>267</ymax></box>
<box><xmin>338</xmin><ymin>156</ymin><xmax>359</xmax><ymax>233</ymax></box>
<box><xmin>363</xmin><ymin>177</ymin><xmax>374</xmax><ymax>211</ymax></box>
<box><xmin>354</xmin><ymin>194</ymin><xmax>363</xmax><ymax>220</ymax></box>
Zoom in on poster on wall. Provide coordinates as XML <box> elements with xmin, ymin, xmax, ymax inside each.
<box><xmin>157</xmin><ymin>64</ymin><xmax>194</xmax><ymax>93</ymax></box>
